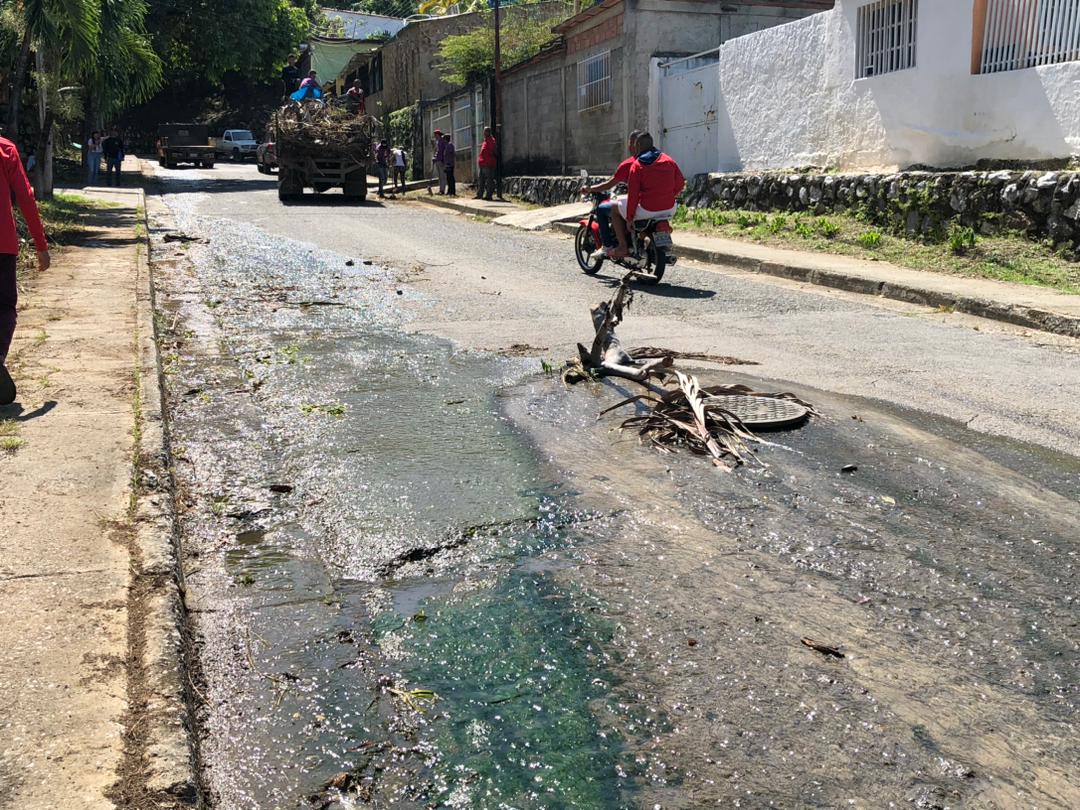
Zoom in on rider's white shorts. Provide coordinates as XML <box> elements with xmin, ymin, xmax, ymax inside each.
<box><xmin>615</xmin><ymin>196</ymin><xmax>676</xmax><ymax>222</ymax></box>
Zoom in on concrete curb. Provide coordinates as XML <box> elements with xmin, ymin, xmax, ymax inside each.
<box><xmin>418</xmin><ymin>194</ymin><xmax>514</xmax><ymax>219</ymax></box>
<box><xmin>132</xmin><ymin>188</ymin><xmax>202</xmax><ymax>805</ymax></box>
<box><xmin>551</xmin><ymin>222</ymin><xmax>1080</xmax><ymax>338</ymax></box>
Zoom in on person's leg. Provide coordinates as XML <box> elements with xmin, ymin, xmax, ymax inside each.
<box><xmin>484</xmin><ymin>167</ymin><xmax>495</xmax><ymax>200</ymax></box>
<box><xmin>612</xmin><ymin>197</ymin><xmax>630</xmax><ymax>255</ymax></box>
<box><xmin>436</xmin><ymin>161</ymin><xmax>446</xmax><ymax>194</ymax></box>
<box><xmin>0</xmin><ymin>253</ymin><xmax>18</xmax><ymax>380</ymax></box>
<box><xmin>473</xmin><ymin>167</ymin><xmax>483</xmax><ymax>199</ymax></box>
<box><xmin>377</xmin><ymin>165</ymin><xmax>386</xmax><ymax>196</ymax></box>
<box><xmin>595</xmin><ymin>201</ymin><xmax>616</xmax><ymax>248</ymax></box>
<box><xmin>447</xmin><ymin>168</ymin><xmax>456</xmax><ymax>196</ymax></box>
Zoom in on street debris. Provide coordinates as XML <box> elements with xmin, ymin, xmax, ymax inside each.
<box><xmin>562</xmin><ymin>272</ymin><xmax>815</xmax><ymax>467</ymax></box>
<box><xmin>801</xmin><ymin>637</ymin><xmax>845</xmax><ymax>658</ymax></box>
<box><xmin>842</xmin><ymin>464</ymin><xmax>858</xmax><ymax>473</ymax></box>
<box><xmin>162</xmin><ymin>232</ymin><xmax>203</xmax><ymax>243</ymax></box>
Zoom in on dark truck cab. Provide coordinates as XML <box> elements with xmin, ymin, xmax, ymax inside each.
<box><xmin>157</xmin><ymin>123</ymin><xmax>216</xmax><ymax>169</ymax></box>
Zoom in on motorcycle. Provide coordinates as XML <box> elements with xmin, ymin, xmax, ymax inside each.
<box><xmin>573</xmin><ymin>179</ymin><xmax>676</xmax><ymax>285</ymax></box>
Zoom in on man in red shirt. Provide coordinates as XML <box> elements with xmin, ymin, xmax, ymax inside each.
<box><xmin>475</xmin><ymin>127</ymin><xmax>498</xmax><ymax>201</ymax></box>
<box><xmin>621</xmin><ymin>131</ymin><xmax>685</xmax><ymax>236</ymax></box>
<box><xmin>580</xmin><ymin>129</ymin><xmax>641</xmax><ymax>259</ymax></box>
<box><xmin>0</xmin><ymin>137</ymin><xmax>50</xmax><ymax>404</ymax></box>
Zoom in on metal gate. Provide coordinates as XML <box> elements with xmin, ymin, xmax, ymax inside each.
<box><xmin>656</xmin><ymin>49</ymin><xmax>721</xmax><ymax>177</ymax></box>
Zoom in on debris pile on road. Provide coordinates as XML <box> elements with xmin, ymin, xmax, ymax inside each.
<box><xmin>271</xmin><ymin>100</ymin><xmax>379</xmax><ymax>159</ymax></box>
<box><xmin>562</xmin><ymin>272</ymin><xmax>815</xmax><ymax>468</ymax></box>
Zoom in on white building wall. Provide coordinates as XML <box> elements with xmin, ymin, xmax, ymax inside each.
<box><xmin>711</xmin><ymin>0</ymin><xmax>1080</xmax><ymax>171</ymax></box>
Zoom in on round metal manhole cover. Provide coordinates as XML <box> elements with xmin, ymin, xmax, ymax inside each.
<box><xmin>704</xmin><ymin>394</ymin><xmax>810</xmax><ymax>429</ymax></box>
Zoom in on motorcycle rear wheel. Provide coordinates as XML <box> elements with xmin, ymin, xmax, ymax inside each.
<box><xmin>575</xmin><ymin>224</ymin><xmax>604</xmax><ymax>275</ymax></box>
<box><xmin>637</xmin><ymin>236</ymin><xmax>667</xmax><ymax>285</ymax></box>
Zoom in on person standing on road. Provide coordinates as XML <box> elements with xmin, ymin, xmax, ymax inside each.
<box><xmin>431</xmin><ymin>129</ymin><xmax>446</xmax><ymax>195</ymax></box>
<box><xmin>102</xmin><ymin>129</ymin><xmax>125</xmax><ymax>186</ymax></box>
<box><xmin>86</xmin><ymin>131</ymin><xmax>103</xmax><ymax>185</ymax></box>
<box><xmin>375</xmin><ymin>139</ymin><xmax>391</xmax><ymax>198</ymax></box>
<box><xmin>0</xmin><ymin>136</ymin><xmax>50</xmax><ymax>405</ymax></box>
<box><xmin>475</xmin><ymin>127</ymin><xmax>497</xmax><ymax>201</ymax></box>
<box><xmin>441</xmin><ymin>133</ymin><xmax>456</xmax><ymax>197</ymax></box>
<box><xmin>392</xmin><ymin>146</ymin><xmax>407</xmax><ymax>194</ymax></box>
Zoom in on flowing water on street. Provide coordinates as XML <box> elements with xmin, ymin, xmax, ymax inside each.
<box><xmin>151</xmin><ymin>186</ymin><xmax>1079</xmax><ymax>809</ymax></box>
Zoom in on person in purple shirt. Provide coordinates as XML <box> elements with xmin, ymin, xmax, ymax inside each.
<box><xmin>441</xmin><ymin>133</ymin><xmax>456</xmax><ymax>197</ymax></box>
<box><xmin>432</xmin><ymin>129</ymin><xmax>446</xmax><ymax>195</ymax></box>
<box><xmin>374</xmin><ymin>139</ymin><xmax>391</xmax><ymax>198</ymax></box>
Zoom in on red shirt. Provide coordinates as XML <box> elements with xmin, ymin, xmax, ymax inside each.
<box><xmin>0</xmin><ymin>138</ymin><xmax>46</xmax><ymax>254</ymax></box>
<box><xmin>626</xmin><ymin>150</ymin><xmax>685</xmax><ymax>223</ymax></box>
<box><xmin>478</xmin><ymin>135</ymin><xmax>497</xmax><ymax>168</ymax></box>
<box><xmin>612</xmin><ymin>157</ymin><xmax>635</xmax><ymax>184</ymax></box>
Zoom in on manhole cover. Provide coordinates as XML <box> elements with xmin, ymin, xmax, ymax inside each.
<box><xmin>704</xmin><ymin>394</ymin><xmax>809</xmax><ymax>429</ymax></box>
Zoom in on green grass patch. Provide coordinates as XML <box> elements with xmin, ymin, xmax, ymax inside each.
<box><xmin>672</xmin><ymin>205</ymin><xmax>1080</xmax><ymax>294</ymax></box>
<box><xmin>0</xmin><ymin>420</ymin><xmax>23</xmax><ymax>453</ymax></box>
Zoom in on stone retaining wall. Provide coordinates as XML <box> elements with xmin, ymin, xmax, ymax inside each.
<box><xmin>502</xmin><ymin>176</ymin><xmax>608</xmax><ymax>207</ymax></box>
<box><xmin>505</xmin><ymin>171</ymin><xmax>1080</xmax><ymax>245</ymax></box>
<box><xmin>682</xmin><ymin>171</ymin><xmax>1080</xmax><ymax>244</ymax></box>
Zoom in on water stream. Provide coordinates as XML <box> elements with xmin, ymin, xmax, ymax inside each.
<box><xmin>152</xmin><ymin>189</ymin><xmax>1080</xmax><ymax>809</ymax></box>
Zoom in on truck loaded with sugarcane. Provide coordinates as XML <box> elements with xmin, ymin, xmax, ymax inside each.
<box><xmin>272</xmin><ymin>100</ymin><xmax>379</xmax><ymax>202</ymax></box>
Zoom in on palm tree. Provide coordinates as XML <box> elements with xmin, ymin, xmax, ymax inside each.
<box><xmin>6</xmin><ymin>0</ymin><xmax>99</xmax><ymax>137</ymax></box>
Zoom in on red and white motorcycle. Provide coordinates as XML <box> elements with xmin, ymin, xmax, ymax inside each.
<box><xmin>573</xmin><ymin>175</ymin><xmax>675</xmax><ymax>285</ymax></box>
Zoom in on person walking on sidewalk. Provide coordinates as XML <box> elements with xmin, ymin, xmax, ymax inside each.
<box><xmin>102</xmin><ymin>129</ymin><xmax>125</xmax><ymax>186</ymax></box>
<box><xmin>442</xmin><ymin>133</ymin><xmax>456</xmax><ymax>197</ymax></box>
<box><xmin>375</xmin><ymin>139</ymin><xmax>391</xmax><ymax>198</ymax></box>
<box><xmin>431</xmin><ymin>129</ymin><xmax>446</xmax><ymax>195</ymax></box>
<box><xmin>392</xmin><ymin>146</ymin><xmax>408</xmax><ymax>194</ymax></box>
<box><xmin>0</xmin><ymin>137</ymin><xmax>50</xmax><ymax>405</ymax></box>
<box><xmin>86</xmin><ymin>131</ymin><xmax>103</xmax><ymax>185</ymax></box>
<box><xmin>475</xmin><ymin>127</ymin><xmax>497</xmax><ymax>201</ymax></box>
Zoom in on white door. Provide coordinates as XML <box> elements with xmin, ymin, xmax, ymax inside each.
<box><xmin>657</xmin><ymin>50</ymin><xmax>723</xmax><ymax>177</ymax></box>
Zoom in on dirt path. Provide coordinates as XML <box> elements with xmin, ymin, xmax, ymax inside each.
<box><xmin>0</xmin><ymin>187</ymin><xmax>192</xmax><ymax>810</ymax></box>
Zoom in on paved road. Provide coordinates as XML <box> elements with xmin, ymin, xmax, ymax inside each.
<box><xmin>173</xmin><ymin>162</ymin><xmax>1080</xmax><ymax>455</ymax></box>
<box><xmin>148</xmin><ymin>162</ymin><xmax>1080</xmax><ymax>809</ymax></box>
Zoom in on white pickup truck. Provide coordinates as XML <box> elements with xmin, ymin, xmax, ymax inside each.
<box><xmin>216</xmin><ymin>129</ymin><xmax>259</xmax><ymax>162</ymax></box>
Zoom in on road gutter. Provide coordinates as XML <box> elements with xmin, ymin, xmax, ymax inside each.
<box><xmin>109</xmin><ymin>186</ymin><xmax>201</xmax><ymax>808</ymax></box>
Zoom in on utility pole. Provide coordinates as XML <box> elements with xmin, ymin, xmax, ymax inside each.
<box><xmin>492</xmin><ymin>0</ymin><xmax>504</xmax><ymax>199</ymax></box>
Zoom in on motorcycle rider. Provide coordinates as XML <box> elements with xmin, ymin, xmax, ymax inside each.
<box><xmin>620</xmin><ymin>132</ymin><xmax>684</xmax><ymax>243</ymax></box>
<box><xmin>580</xmin><ymin>129</ymin><xmax>641</xmax><ymax>261</ymax></box>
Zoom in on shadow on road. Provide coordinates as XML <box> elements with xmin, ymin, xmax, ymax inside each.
<box><xmin>0</xmin><ymin>401</ymin><xmax>58</xmax><ymax>421</ymax></box>
<box><xmin>595</xmin><ymin>273</ymin><xmax>716</xmax><ymax>300</ymax></box>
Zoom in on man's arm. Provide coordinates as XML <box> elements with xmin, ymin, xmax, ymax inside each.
<box><xmin>673</xmin><ymin>161</ymin><xmax>686</xmax><ymax>197</ymax></box>
<box><xmin>583</xmin><ymin>174</ymin><xmax>620</xmax><ymax>194</ymax></box>
<box><xmin>626</xmin><ymin>163</ymin><xmax>641</xmax><ymax>224</ymax></box>
<box><xmin>5</xmin><ymin>147</ymin><xmax>49</xmax><ymax>269</ymax></box>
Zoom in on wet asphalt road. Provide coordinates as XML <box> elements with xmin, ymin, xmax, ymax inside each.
<box><xmin>146</xmin><ymin>162</ymin><xmax>1080</xmax><ymax>809</ymax></box>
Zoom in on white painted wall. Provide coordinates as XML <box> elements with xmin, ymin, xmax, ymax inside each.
<box><xmin>703</xmin><ymin>0</ymin><xmax>1080</xmax><ymax>170</ymax></box>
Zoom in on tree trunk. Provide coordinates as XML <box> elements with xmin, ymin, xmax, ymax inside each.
<box><xmin>6</xmin><ymin>31</ymin><xmax>32</xmax><ymax>139</ymax></box>
<box><xmin>34</xmin><ymin>50</ymin><xmax>54</xmax><ymax>200</ymax></box>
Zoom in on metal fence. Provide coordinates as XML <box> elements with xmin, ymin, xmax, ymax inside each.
<box><xmin>855</xmin><ymin>0</ymin><xmax>919</xmax><ymax>79</ymax></box>
<box><xmin>977</xmin><ymin>0</ymin><xmax>1080</xmax><ymax>73</ymax></box>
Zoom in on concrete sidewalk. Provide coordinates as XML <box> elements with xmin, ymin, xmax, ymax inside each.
<box><xmin>0</xmin><ymin>188</ymin><xmax>195</xmax><ymax>808</ymax></box>
<box><xmin>419</xmin><ymin>194</ymin><xmax>1080</xmax><ymax>338</ymax></box>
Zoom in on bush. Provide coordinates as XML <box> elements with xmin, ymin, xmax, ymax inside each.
<box><xmin>766</xmin><ymin>214</ymin><xmax>787</xmax><ymax>234</ymax></box>
<box><xmin>858</xmin><ymin>230</ymin><xmax>883</xmax><ymax>248</ymax></box>
<box><xmin>948</xmin><ymin>224</ymin><xmax>977</xmax><ymax>255</ymax></box>
<box><xmin>815</xmin><ymin>218</ymin><xmax>841</xmax><ymax>239</ymax></box>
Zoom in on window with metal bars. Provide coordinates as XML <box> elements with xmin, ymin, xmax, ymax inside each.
<box><xmin>577</xmin><ymin>51</ymin><xmax>612</xmax><ymax>112</ymax></box>
<box><xmin>855</xmin><ymin>0</ymin><xmax>919</xmax><ymax>79</ymax></box>
<box><xmin>975</xmin><ymin>0</ymin><xmax>1080</xmax><ymax>74</ymax></box>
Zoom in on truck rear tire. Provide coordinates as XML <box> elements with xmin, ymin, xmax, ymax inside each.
<box><xmin>279</xmin><ymin>170</ymin><xmax>303</xmax><ymax>202</ymax></box>
<box><xmin>343</xmin><ymin>175</ymin><xmax>367</xmax><ymax>202</ymax></box>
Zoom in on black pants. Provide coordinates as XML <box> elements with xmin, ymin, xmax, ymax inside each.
<box><xmin>0</xmin><ymin>254</ymin><xmax>17</xmax><ymax>361</ymax></box>
<box><xmin>445</xmin><ymin>166</ymin><xmax>456</xmax><ymax>196</ymax></box>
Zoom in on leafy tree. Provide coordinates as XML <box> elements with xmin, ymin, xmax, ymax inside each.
<box><xmin>436</xmin><ymin>4</ymin><xmax>569</xmax><ymax>86</ymax></box>
<box><xmin>144</xmin><ymin>0</ymin><xmax>311</xmax><ymax>85</ymax></box>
